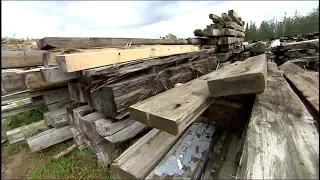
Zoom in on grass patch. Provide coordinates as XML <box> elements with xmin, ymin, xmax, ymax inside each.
<box><xmin>2</xmin><ymin>106</ymin><xmax>47</xmax><ymax>131</ymax></box>
<box><xmin>27</xmin><ymin>148</ymin><xmax>111</xmax><ymax>180</ymax></box>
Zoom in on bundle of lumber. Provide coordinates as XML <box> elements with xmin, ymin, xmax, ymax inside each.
<box><xmin>193</xmin><ymin>10</ymin><xmax>266</xmax><ymax>63</ymax></box>
<box><xmin>270</xmin><ymin>38</ymin><xmax>319</xmax><ymax>71</ymax></box>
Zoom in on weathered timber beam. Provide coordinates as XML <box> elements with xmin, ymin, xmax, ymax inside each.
<box><xmin>26</xmin><ymin>126</ymin><xmax>73</xmax><ymax>152</ymax></box>
<box><xmin>207</xmin><ymin>54</ymin><xmax>267</xmax><ymax>97</ymax></box>
<box><xmin>38</xmin><ymin>37</ymin><xmax>190</xmax><ymax>50</ymax></box>
<box><xmin>236</xmin><ymin>62</ymin><xmax>319</xmax><ymax>179</ymax></box>
<box><xmin>279</xmin><ymin>62</ymin><xmax>319</xmax><ymax>113</ymax></box>
<box><xmin>1</xmin><ymin>49</ymin><xmax>46</xmax><ymax>68</ymax></box>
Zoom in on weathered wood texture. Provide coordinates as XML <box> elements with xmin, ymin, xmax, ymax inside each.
<box><xmin>207</xmin><ymin>54</ymin><xmax>267</xmax><ymax>97</ymax></box>
<box><xmin>205</xmin><ymin>95</ymin><xmax>255</xmax><ymax>131</ymax></box>
<box><xmin>203</xmin><ymin>28</ymin><xmax>245</xmax><ymax>38</ymax></box>
<box><xmin>40</xmin><ymin>67</ymin><xmax>78</xmax><ymax>82</ymax></box>
<box><xmin>228</xmin><ymin>10</ymin><xmax>243</xmax><ymax>26</ymax></box>
<box><xmin>279</xmin><ymin>62</ymin><xmax>319</xmax><ymax>113</ymax></box>
<box><xmin>38</xmin><ymin>37</ymin><xmax>190</xmax><ymax>50</ymax></box>
<box><xmin>1</xmin><ymin>49</ymin><xmax>46</xmax><ymax>68</ymax></box>
<box><xmin>6</xmin><ymin>120</ymin><xmax>49</xmax><ymax>144</ymax></box>
<box><xmin>42</xmin><ymin>88</ymin><xmax>70</xmax><ymax>105</ymax></box>
<box><xmin>145</xmin><ymin>123</ymin><xmax>216</xmax><ymax>179</ymax></box>
<box><xmin>47</xmin><ymin>99</ymin><xmax>73</xmax><ymax>111</ymax></box>
<box><xmin>26</xmin><ymin>126</ymin><xmax>73</xmax><ymax>152</ymax></box>
<box><xmin>284</xmin><ymin>39</ymin><xmax>319</xmax><ymax>50</ymax></box>
<box><xmin>201</xmin><ymin>130</ymin><xmax>242</xmax><ymax>179</ymax></box>
<box><xmin>25</xmin><ymin>71</ymin><xmax>67</xmax><ymax>90</ymax></box>
<box><xmin>111</xmin><ymin>128</ymin><xmax>185</xmax><ymax>179</ymax></box>
<box><xmin>44</xmin><ymin>107</ymin><xmax>69</xmax><ymax>128</ymax></box>
<box><xmin>1</xmin><ymin>72</ymin><xmax>27</xmax><ymax>95</ymax></box>
<box><xmin>103</xmin><ymin>121</ymin><xmax>148</xmax><ymax>143</ymax></box>
<box><xmin>88</xmin><ymin>50</ymin><xmax>218</xmax><ymax>118</ymax></box>
<box><xmin>56</xmin><ymin>45</ymin><xmax>200</xmax><ymax>72</ymax></box>
<box><xmin>79</xmin><ymin>111</ymin><xmax>106</xmax><ymax>144</ymax></box>
<box><xmin>237</xmin><ymin>62</ymin><xmax>319</xmax><ymax>179</ymax></box>
<box><xmin>68</xmin><ymin>80</ymin><xmax>87</xmax><ymax>103</ymax></box>
<box><xmin>129</xmin><ymin>55</ymin><xmax>265</xmax><ymax>135</ymax></box>
<box><xmin>72</xmin><ymin>105</ymin><xmax>95</xmax><ymax>131</ymax></box>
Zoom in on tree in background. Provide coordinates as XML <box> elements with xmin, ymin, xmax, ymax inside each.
<box><xmin>244</xmin><ymin>6</ymin><xmax>319</xmax><ymax>41</ymax></box>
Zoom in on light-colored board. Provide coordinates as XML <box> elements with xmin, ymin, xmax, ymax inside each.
<box><xmin>56</xmin><ymin>45</ymin><xmax>200</xmax><ymax>72</ymax></box>
<box><xmin>1</xmin><ymin>49</ymin><xmax>46</xmax><ymax>68</ymax></box>
<box><xmin>279</xmin><ymin>62</ymin><xmax>319</xmax><ymax>113</ymax></box>
<box><xmin>207</xmin><ymin>54</ymin><xmax>267</xmax><ymax>97</ymax></box>
<box><xmin>236</xmin><ymin>62</ymin><xmax>319</xmax><ymax>179</ymax></box>
<box><xmin>95</xmin><ymin>118</ymin><xmax>134</xmax><ymax>137</ymax></box>
<box><xmin>26</xmin><ymin>126</ymin><xmax>73</xmax><ymax>152</ymax></box>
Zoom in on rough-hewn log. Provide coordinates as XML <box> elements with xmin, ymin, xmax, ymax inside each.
<box><xmin>95</xmin><ymin>118</ymin><xmax>134</xmax><ymax>137</ymax></box>
<box><xmin>209</xmin><ymin>14</ymin><xmax>225</xmax><ymax>23</ymax></box>
<box><xmin>1</xmin><ymin>72</ymin><xmax>27</xmax><ymax>95</ymax></box>
<box><xmin>42</xmin><ymin>88</ymin><xmax>70</xmax><ymax>105</ymax></box>
<box><xmin>221</xmin><ymin>13</ymin><xmax>232</xmax><ymax>21</ymax></box>
<box><xmin>279</xmin><ymin>62</ymin><xmax>319</xmax><ymax>113</ymax></box>
<box><xmin>1</xmin><ymin>50</ymin><xmax>46</xmax><ymax>68</ymax></box>
<box><xmin>89</xmin><ymin>57</ymin><xmax>218</xmax><ymax>118</ymax></box>
<box><xmin>193</xmin><ymin>29</ymin><xmax>205</xmax><ymax>37</ymax></box>
<box><xmin>26</xmin><ymin>126</ymin><xmax>73</xmax><ymax>152</ymax></box>
<box><xmin>207</xmin><ymin>54</ymin><xmax>267</xmax><ymax>97</ymax></box>
<box><xmin>236</xmin><ymin>62</ymin><xmax>319</xmax><ymax>179</ymax></box>
<box><xmin>228</xmin><ymin>10</ymin><xmax>243</xmax><ymax>26</ymax></box>
<box><xmin>38</xmin><ymin>37</ymin><xmax>190</xmax><ymax>50</ymax></box>
<box><xmin>68</xmin><ymin>80</ymin><xmax>87</xmax><ymax>103</ymax></box>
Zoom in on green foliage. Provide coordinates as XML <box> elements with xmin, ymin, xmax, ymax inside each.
<box><xmin>245</xmin><ymin>6</ymin><xmax>319</xmax><ymax>41</ymax></box>
<box><xmin>2</xmin><ymin>106</ymin><xmax>47</xmax><ymax>131</ymax></box>
<box><xmin>27</xmin><ymin>149</ymin><xmax>111</xmax><ymax>180</ymax></box>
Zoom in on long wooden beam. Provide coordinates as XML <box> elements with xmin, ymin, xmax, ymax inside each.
<box><xmin>129</xmin><ymin>54</ymin><xmax>266</xmax><ymax>135</ymax></box>
<box><xmin>38</xmin><ymin>37</ymin><xmax>190</xmax><ymax>50</ymax></box>
<box><xmin>279</xmin><ymin>62</ymin><xmax>319</xmax><ymax>113</ymax></box>
<box><xmin>207</xmin><ymin>54</ymin><xmax>267</xmax><ymax>97</ymax></box>
<box><xmin>236</xmin><ymin>62</ymin><xmax>319</xmax><ymax>179</ymax></box>
<box><xmin>56</xmin><ymin>45</ymin><xmax>200</xmax><ymax>72</ymax></box>
<box><xmin>1</xmin><ymin>50</ymin><xmax>46</xmax><ymax>68</ymax></box>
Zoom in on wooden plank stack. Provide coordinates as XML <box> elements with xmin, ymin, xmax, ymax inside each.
<box><xmin>269</xmin><ymin>36</ymin><xmax>319</xmax><ymax>71</ymax></box>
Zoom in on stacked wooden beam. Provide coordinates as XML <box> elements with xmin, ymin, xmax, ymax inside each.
<box><xmin>269</xmin><ymin>37</ymin><xmax>319</xmax><ymax>71</ymax></box>
<box><xmin>193</xmin><ymin>10</ymin><xmax>265</xmax><ymax>63</ymax></box>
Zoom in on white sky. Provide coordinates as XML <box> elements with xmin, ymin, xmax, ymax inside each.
<box><xmin>2</xmin><ymin>1</ymin><xmax>319</xmax><ymax>39</ymax></box>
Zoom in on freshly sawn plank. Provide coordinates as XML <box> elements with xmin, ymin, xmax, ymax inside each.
<box><xmin>56</xmin><ymin>45</ymin><xmax>200</xmax><ymax>72</ymax></box>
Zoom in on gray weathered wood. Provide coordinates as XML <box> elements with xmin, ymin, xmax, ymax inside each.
<box><xmin>1</xmin><ymin>72</ymin><xmax>27</xmax><ymax>95</ymax></box>
<box><xmin>279</xmin><ymin>62</ymin><xmax>319</xmax><ymax>113</ymax></box>
<box><xmin>111</xmin><ymin>128</ymin><xmax>185</xmax><ymax>179</ymax></box>
<box><xmin>47</xmin><ymin>99</ymin><xmax>73</xmax><ymax>111</ymax></box>
<box><xmin>236</xmin><ymin>62</ymin><xmax>319</xmax><ymax>179</ymax></box>
<box><xmin>209</xmin><ymin>14</ymin><xmax>225</xmax><ymax>23</ymax></box>
<box><xmin>1</xmin><ymin>49</ymin><xmax>46</xmax><ymax>68</ymax></box>
<box><xmin>228</xmin><ymin>10</ymin><xmax>243</xmax><ymax>26</ymax></box>
<box><xmin>43</xmin><ymin>88</ymin><xmax>70</xmax><ymax>105</ymax></box>
<box><xmin>95</xmin><ymin>118</ymin><xmax>134</xmax><ymax>137</ymax></box>
<box><xmin>38</xmin><ymin>37</ymin><xmax>190</xmax><ymax>50</ymax></box>
<box><xmin>6</xmin><ymin>120</ymin><xmax>49</xmax><ymax>144</ymax></box>
<box><xmin>79</xmin><ymin>111</ymin><xmax>106</xmax><ymax>144</ymax></box>
<box><xmin>72</xmin><ymin>105</ymin><xmax>95</xmax><ymax>130</ymax></box>
<box><xmin>207</xmin><ymin>54</ymin><xmax>267</xmax><ymax>97</ymax></box>
<box><xmin>103</xmin><ymin>121</ymin><xmax>147</xmax><ymax>143</ymax></box>
<box><xmin>44</xmin><ymin>107</ymin><xmax>68</xmax><ymax>128</ymax></box>
<box><xmin>26</xmin><ymin>126</ymin><xmax>73</xmax><ymax>152</ymax></box>
<box><xmin>40</xmin><ymin>67</ymin><xmax>78</xmax><ymax>82</ymax></box>
<box><xmin>68</xmin><ymin>80</ymin><xmax>87</xmax><ymax>103</ymax></box>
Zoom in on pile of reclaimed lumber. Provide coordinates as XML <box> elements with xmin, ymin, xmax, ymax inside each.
<box><xmin>269</xmin><ymin>37</ymin><xmax>319</xmax><ymax>71</ymax></box>
<box><xmin>193</xmin><ymin>10</ymin><xmax>266</xmax><ymax>64</ymax></box>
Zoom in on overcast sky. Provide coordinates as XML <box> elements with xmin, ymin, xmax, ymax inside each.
<box><xmin>2</xmin><ymin>1</ymin><xmax>318</xmax><ymax>39</ymax></box>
